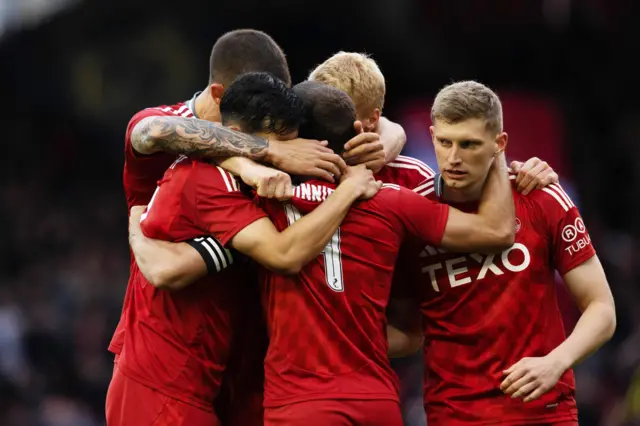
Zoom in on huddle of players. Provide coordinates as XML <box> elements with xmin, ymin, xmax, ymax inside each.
<box><xmin>106</xmin><ymin>29</ymin><xmax>616</xmax><ymax>426</ymax></box>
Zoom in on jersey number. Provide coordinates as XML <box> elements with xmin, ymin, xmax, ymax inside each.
<box><xmin>284</xmin><ymin>204</ymin><xmax>344</xmax><ymax>292</ymax></box>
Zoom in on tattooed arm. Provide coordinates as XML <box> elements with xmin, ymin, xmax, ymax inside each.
<box><xmin>131</xmin><ymin>116</ymin><xmax>269</xmax><ymax>160</ymax></box>
<box><xmin>131</xmin><ymin>115</ymin><xmax>347</xmax><ymax>181</ymax></box>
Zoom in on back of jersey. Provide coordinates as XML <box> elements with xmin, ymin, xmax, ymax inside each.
<box><xmin>259</xmin><ymin>181</ymin><xmax>406</xmax><ymax>408</ymax></box>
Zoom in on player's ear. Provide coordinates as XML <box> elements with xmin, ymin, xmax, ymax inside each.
<box><xmin>429</xmin><ymin>126</ymin><xmax>437</xmax><ymax>147</ymax></box>
<box><xmin>209</xmin><ymin>83</ymin><xmax>225</xmax><ymax>105</ymax></box>
<box><xmin>495</xmin><ymin>132</ymin><xmax>508</xmax><ymax>155</ymax></box>
<box><xmin>362</xmin><ymin>108</ymin><xmax>381</xmax><ymax>132</ymax></box>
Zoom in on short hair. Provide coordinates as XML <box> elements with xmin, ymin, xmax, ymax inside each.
<box><xmin>293</xmin><ymin>81</ymin><xmax>357</xmax><ymax>154</ymax></box>
<box><xmin>209</xmin><ymin>29</ymin><xmax>291</xmax><ymax>87</ymax></box>
<box><xmin>431</xmin><ymin>81</ymin><xmax>503</xmax><ymax>134</ymax></box>
<box><xmin>220</xmin><ymin>72</ymin><xmax>304</xmax><ymax>136</ymax></box>
<box><xmin>308</xmin><ymin>52</ymin><xmax>385</xmax><ymax>117</ymax></box>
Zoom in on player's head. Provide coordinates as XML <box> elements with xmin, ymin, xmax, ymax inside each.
<box><xmin>206</xmin><ymin>29</ymin><xmax>291</xmax><ymax>120</ymax></box>
<box><xmin>293</xmin><ymin>81</ymin><xmax>358</xmax><ymax>155</ymax></box>
<box><xmin>220</xmin><ymin>72</ymin><xmax>303</xmax><ymax>141</ymax></box>
<box><xmin>308</xmin><ymin>52</ymin><xmax>384</xmax><ymax>132</ymax></box>
<box><xmin>430</xmin><ymin>80</ymin><xmax>508</xmax><ymax>193</ymax></box>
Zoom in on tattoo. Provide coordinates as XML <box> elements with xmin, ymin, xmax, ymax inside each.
<box><xmin>131</xmin><ymin>116</ymin><xmax>268</xmax><ymax>159</ymax></box>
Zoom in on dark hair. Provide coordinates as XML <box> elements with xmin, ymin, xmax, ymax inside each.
<box><xmin>220</xmin><ymin>72</ymin><xmax>304</xmax><ymax>136</ymax></box>
<box><xmin>209</xmin><ymin>29</ymin><xmax>291</xmax><ymax>87</ymax></box>
<box><xmin>293</xmin><ymin>81</ymin><xmax>357</xmax><ymax>154</ymax></box>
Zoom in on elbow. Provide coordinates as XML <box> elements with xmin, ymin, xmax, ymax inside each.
<box><xmin>602</xmin><ymin>303</ymin><xmax>617</xmax><ymax>342</ymax></box>
<box><xmin>147</xmin><ymin>267</ymin><xmax>184</xmax><ymax>291</ymax></box>
<box><xmin>388</xmin><ymin>333</ymin><xmax>424</xmax><ymax>359</ymax></box>
<box><xmin>482</xmin><ymin>228</ymin><xmax>515</xmax><ymax>253</ymax></box>
<box><xmin>264</xmin><ymin>252</ymin><xmax>303</xmax><ymax>275</ymax></box>
<box><xmin>269</xmin><ymin>260</ymin><xmax>302</xmax><ymax>275</ymax></box>
<box><xmin>498</xmin><ymin>227</ymin><xmax>516</xmax><ymax>249</ymax></box>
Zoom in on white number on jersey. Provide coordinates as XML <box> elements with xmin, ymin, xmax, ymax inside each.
<box><xmin>284</xmin><ymin>204</ymin><xmax>344</xmax><ymax>292</ymax></box>
<box><xmin>139</xmin><ymin>186</ymin><xmax>160</xmax><ymax>222</ymax></box>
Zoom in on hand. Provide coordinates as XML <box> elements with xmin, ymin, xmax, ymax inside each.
<box><xmin>339</xmin><ymin>164</ymin><xmax>383</xmax><ymax>200</ymax></box>
<box><xmin>342</xmin><ymin>121</ymin><xmax>385</xmax><ymax>173</ymax></box>
<box><xmin>510</xmin><ymin>158</ymin><xmax>559</xmax><ymax>195</ymax></box>
<box><xmin>500</xmin><ymin>356</ymin><xmax>567</xmax><ymax>402</ymax></box>
<box><xmin>239</xmin><ymin>163</ymin><xmax>293</xmax><ymax>201</ymax></box>
<box><xmin>267</xmin><ymin>138</ymin><xmax>347</xmax><ymax>183</ymax></box>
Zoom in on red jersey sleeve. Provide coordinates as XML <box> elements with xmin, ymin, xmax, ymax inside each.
<box><xmin>123</xmin><ymin>108</ymin><xmax>179</xmax><ymax>209</ymax></box>
<box><xmin>189</xmin><ymin>163</ymin><xmax>268</xmax><ymax>247</ymax></box>
<box><xmin>381</xmin><ymin>186</ymin><xmax>449</xmax><ymax>246</ymax></box>
<box><xmin>537</xmin><ymin>183</ymin><xmax>596</xmax><ymax>275</ymax></box>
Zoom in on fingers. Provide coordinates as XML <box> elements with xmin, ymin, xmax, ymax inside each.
<box><xmin>523</xmin><ymin>387</ymin><xmax>546</xmax><ymax>403</ymax></box>
<box><xmin>500</xmin><ymin>364</ymin><xmax>526</xmax><ymax>392</ymax></box>
<box><xmin>510</xmin><ymin>161</ymin><xmax>524</xmax><ymax>174</ymax></box>
<box><xmin>255</xmin><ymin>180</ymin><xmax>269</xmax><ymax>198</ymax></box>
<box><xmin>514</xmin><ymin>157</ymin><xmax>539</xmax><ymax>185</ymax></box>
<box><xmin>343</xmin><ymin>134</ymin><xmax>382</xmax><ymax>157</ymax></box>
<box><xmin>362</xmin><ymin>158</ymin><xmax>386</xmax><ymax>174</ymax></box>
<box><xmin>279</xmin><ymin>179</ymin><xmax>293</xmax><ymax>201</ymax></box>
<box><xmin>511</xmin><ymin>380</ymin><xmax>538</xmax><ymax>399</ymax></box>
<box><xmin>517</xmin><ymin>161</ymin><xmax>547</xmax><ymax>194</ymax></box>
<box><xmin>267</xmin><ymin>176</ymin><xmax>278</xmax><ymax>199</ymax></box>
<box><xmin>504</xmin><ymin>373</ymin><xmax>530</xmax><ymax>396</ymax></box>
<box><xmin>532</xmin><ymin>169</ymin><xmax>559</xmax><ymax>191</ymax></box>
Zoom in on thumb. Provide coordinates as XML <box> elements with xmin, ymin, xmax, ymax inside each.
<box><xmin>510</xmin><ymin>161</ymin><xmax>523</xmax><ymax>173</ymax></box>
<box><xmin>354</xmin><ymin>120</ymin><xmax>364</xmax><ymax>134</ymax></box>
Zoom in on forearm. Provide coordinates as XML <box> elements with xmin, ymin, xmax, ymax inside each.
<box><xmin>130</xmin><ymin>231</ymin><xmax>206</xmax><ymax>289</ymax></box>
<box><xmin>131</xmin><ymin>116</ymin><xmax>268</xmax><ymax>160</ymax></box>
<box><xmin>477</xmin><ymin>154</ymin><xmax>515</xmax><ymax>242</ymax></box>
<box><xmin>216</xmin><ymin>156</ymin><xmax>255</xmax><ymax>176</ymax></box>
<box><xmin>547</xmin><ymin>301</ymin><xmax>616</xmax><ymax>370</ymax></box>
<box><xmin>277</xmin><ymin>184</ymin><xmax>357</xmax><ymax>268</ymax></box>
<box><xmin>377</xmin><ymin>117</ymin><xmax>406</xmax><ymax>163</ymax></box>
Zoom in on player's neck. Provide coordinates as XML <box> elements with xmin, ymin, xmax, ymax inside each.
<box><xmin>194</xmin><ymin>91</ymin><xmax>221</xmax><ymax>123</ymax></box>
<box><xmin>442</xmin><ymin>181</ymin><xmax>483</xmax><ymax>204</ymax></box>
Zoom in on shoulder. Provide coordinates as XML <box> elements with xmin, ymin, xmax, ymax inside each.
<box><xmin>127</xmin><ymin>102</ymin><xmax>193</xmax><ymax>129</ymax></box>
<box><xmin>521</xmin><ymin>182</ymin><xmax>576</xmax><ymax>214</ymax></box>
<box><xmin>190</xmin><ymin>161</ymin><xmax>242</xmax><ymax>193</ymax></box>
<box><xmin>383</xmin><ymin>155</ymin><xmax>436</xmax><ymax>189</ymax></box>
<box><xmin>413</xmin><ymin>173</ymin><xmax>437</xmax><ymax>198</ymax></box>
<box><xmin>387</xmin><ymin>155</ymin><xmax>436</xmax><ymax>177</ymax></box>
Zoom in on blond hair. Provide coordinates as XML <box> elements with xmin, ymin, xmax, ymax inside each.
<box><xmin>431</xmin><ymin>81</ymin><xmax>503</xmax><ymax>134</ymax></box>
<box><xmin>308</xmin><ymin>52</ymin><xmax>385</xmax><ymax>117</ymax></box>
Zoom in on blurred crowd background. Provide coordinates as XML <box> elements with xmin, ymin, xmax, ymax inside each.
<box><xmin>1</xmin><ymin>0</ymin><xmax>639</xmax><ymax>425</ymax></box>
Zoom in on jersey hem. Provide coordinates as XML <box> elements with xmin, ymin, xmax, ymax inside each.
<box><xmin>118</xmin><ymin>364</ymin><xmax>215</xmax><ymax>412</ymax></box>
<box><xmin>427</xmin><ymin>409</ymin><xmax>578</xmax><ymax>425</ymax></box>
<box><xmin>264</xmin><ymin>392</ymin><xmax>399</xmax><ymax>408</ymax></box>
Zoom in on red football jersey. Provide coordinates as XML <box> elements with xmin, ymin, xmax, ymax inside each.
<box><xmin>375</xmin><ymin>155</ymin><xmax>436</xmax><ymax>191</ymax></box>
<box><xmin>117</xmin><ymin>156</ymin><xmax>266</xmax><ymax>410</ymax></box>
<box><xmin>216</xmin><ymin>159</ymin><xmax>438</xmax><ymax>425</ymax></box>
<box><xmin>109</xmin><ymin>100</ymin><xmax>196</xmax><ymax>356</ymax></box>
<box><xmin>398</xmin><ymin>175</ymin><xmax>594</xmax><ymax>425</ymax></box>
<box><xmin>257</xmin><ymin>180</ymin><xmax>449</xmax><ymax>408</ymax></box>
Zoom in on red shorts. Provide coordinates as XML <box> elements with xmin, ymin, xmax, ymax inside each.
<box><xmin>264</xmin><ymin>399</ymin><xmax>402</xmax><ymax>426</ymax></box>
<box><xmin>106</xmin><ymin>365</ymin><xmax>220</xmax><ymax>426</ymax></box>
